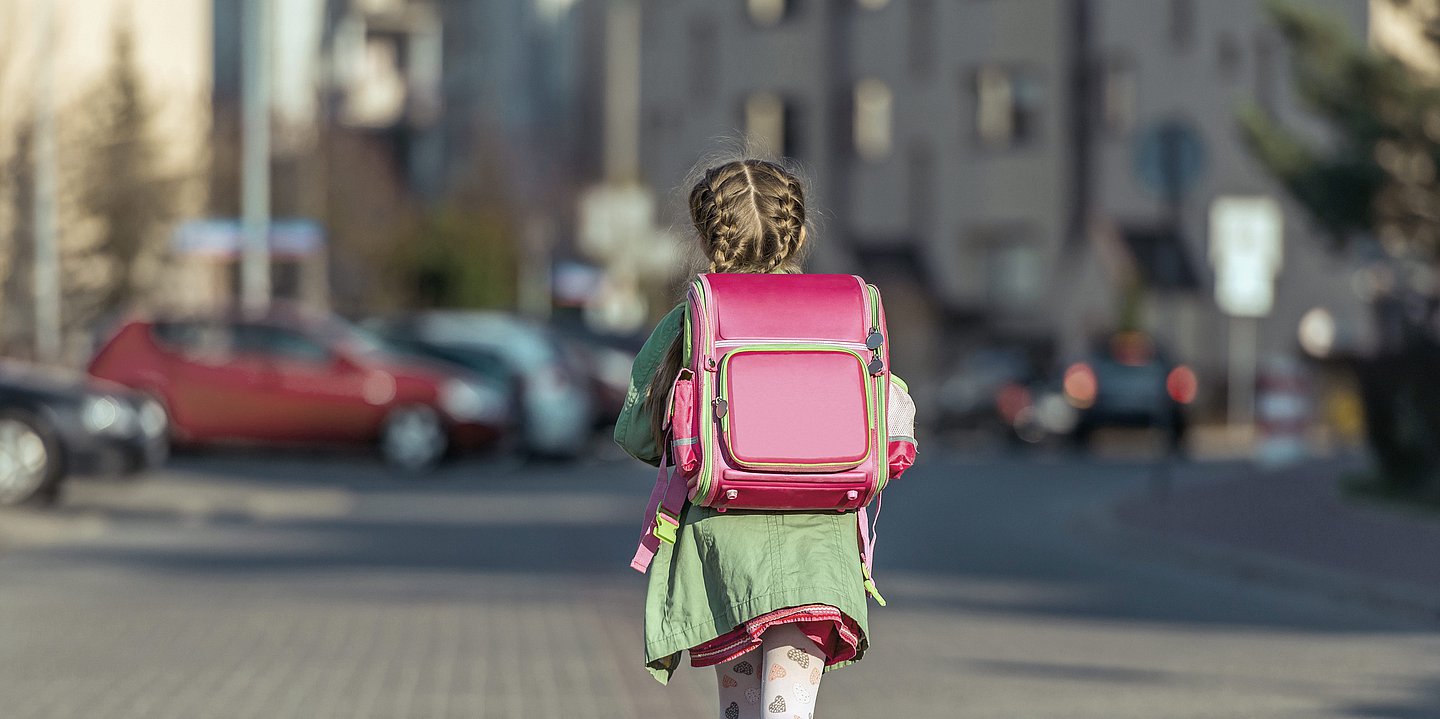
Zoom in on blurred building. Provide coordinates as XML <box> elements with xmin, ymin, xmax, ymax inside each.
<box><xmin>0</xmin><ymin>0</ymin><xmax>212</xmax><ymax>357</ymax></box>
<box><xmin>211</xmin><ymin>0</ymin><xmax>585</xmax><ymax>199</ymax></box>
<box><xmin>637</xmin><ymin>0</ymin><xmax>1374</xmax><ymax>417</ymax></box>
<box><xmin>205</xmin><ymin>0</ymin><xmax>592</xmax><ymax>313</ymax></box>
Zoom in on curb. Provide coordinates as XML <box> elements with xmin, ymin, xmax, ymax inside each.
<box><xmin>0</xmin><ymin>507</ymin><xmax>109</xmax><ymax>550</ymax></box>
<box><xmin>1072</xmin><ymin>502</ymin><xmax>1440</xmax><ymax>625</ymax></box>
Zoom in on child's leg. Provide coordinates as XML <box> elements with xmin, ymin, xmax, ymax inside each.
<box><xmin>715</xmin><ymin>647</ymin><xmax>762</xmax><ymax>719</ymax></box>
<box><xmin>758</xmin><ymin>624</ymin><xmax>824</xmax><ymax>718</ymax></box>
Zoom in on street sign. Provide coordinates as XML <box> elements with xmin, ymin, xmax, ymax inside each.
<box><xmin>579</xmin><ymin>184</ymin><xmax>656</xmax><ymax>261</ymax></box>
<box><xmin>172</xmin><ymin>218</ymin><xmax>325</xmax><ymax>258</ymax></box>
<box><xmin>1134</xmin><ymin>119</ymin><xmax>1207</xmax><ymax>201</ymax></box>
<box><xmin>1209</xmin><ymin>195</ymin><xmax>1284</xmax><ymax>430</ymax></box>
<box><xmin>1209</xmin><ymin>196</ymin><xmax>1283</xmax><ymax>318</ymax></box>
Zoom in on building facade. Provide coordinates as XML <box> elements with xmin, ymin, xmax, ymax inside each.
<box><xmin>637</xmin><ymin>0</ymin><xmax>1375</xmax><ymax>417</ymax></box>
<box><xmin>0</xmin><ymin>0</ymin><xmax>213</xmax><ymax>359</ymax></box>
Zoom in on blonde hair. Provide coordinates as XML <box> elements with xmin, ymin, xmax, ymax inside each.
<box><xmin>645</xmin><ymin>159</ymin><xmax>813</xmax><ymax>448</ymax></box>
<box><xmin>689</xmin><ymin>159</ymin><xmax>809</xmax><ymax>274</ymax></box>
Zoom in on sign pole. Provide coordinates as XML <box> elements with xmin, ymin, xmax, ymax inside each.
<box><xmin>1227</xmin><ymin>315</ymin><xmax>1257</xmax><ymax>428</ymax></box>
<box><xmin>241</xmin><ymin>0</ymin><xmax>272</xmax><ymax>315</ymax></box>
<box><xmin>32</xmin><ymin>0</ymin><xmax>61</xmax><ymax>363</ymax></box>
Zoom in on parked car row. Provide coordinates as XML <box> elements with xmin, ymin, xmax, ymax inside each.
<box><xmin>0</xmin><ymin>304</ymin><xmax>652</xmax><ymax>506</ymax></box>
<box><xmin>81</xmin><ymin>307</ymin><xmax>640</xmax><ymax>472</ymax></box>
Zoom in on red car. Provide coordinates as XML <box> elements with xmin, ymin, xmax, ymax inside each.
<box><xmin>88</xmin><ymin>310</ymin><xmax>510</xmax><ymax>470</ymax></box>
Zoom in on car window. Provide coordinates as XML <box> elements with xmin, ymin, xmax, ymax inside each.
<box><xmin>152</xmin><ymin>321</ymin><xmax>232</xmax><ymax>359</ymax></box>
<box><xmin>321</xmin><ymin>316</ymin><xmax>388</xmax><ymax>357</ymax></box>
<box><xmin>422</xmin><ymin>315</ymin><xmax>559</xmax><ymax>369</ymax></box>
<box><xmin>421</xmin><ymin>343</ymin><xmax>516</xmax><ymax>385</ymax></box>
<box><xmin>233</xmin><ymin>324</ymin><xmax>332</xmax><ymax>364</ymax></box>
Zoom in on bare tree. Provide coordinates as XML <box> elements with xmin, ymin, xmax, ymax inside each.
<box><xmin>76</xmin><ymin>19</ymin><xmax>176</xmax><ymax>314</ymax></box>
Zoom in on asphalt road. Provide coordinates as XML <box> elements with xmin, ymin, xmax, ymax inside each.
<box><xmin>0</xmin><ymin>444</ymin><xmax>1435</xmax><ymax>718</ymax></box>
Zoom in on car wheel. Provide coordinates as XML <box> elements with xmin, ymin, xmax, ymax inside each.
<box><xmin>380</xmin><ymin>405</ymin><xmax>448</xmax><ymax>472</ymax></box>
<box><xmin>0</xmin><ymin>411</ymin><xmax>64</xmax><ymax>507</ymax></box>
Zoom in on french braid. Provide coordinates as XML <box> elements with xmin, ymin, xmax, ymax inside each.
<box><xmin>688</xmin><ymin>159</ymin><xmax>808</xmax><ymax>275</ymax></box>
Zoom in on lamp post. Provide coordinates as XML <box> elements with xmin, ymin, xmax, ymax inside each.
<box><xmin>241</xmin><ymin>0</ymin><xmax>272</xmax><ymax>315</ymax></box>
<box><xmin>32</xmin><ymin>0</ymin><xmax>60</xmax><ymax>363</ymax></box>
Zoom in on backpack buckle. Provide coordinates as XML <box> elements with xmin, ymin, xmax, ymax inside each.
<box><xmin>653</xmin><ymin>510</ymin><xmax>680</xmax><ymax>544</ymax></box>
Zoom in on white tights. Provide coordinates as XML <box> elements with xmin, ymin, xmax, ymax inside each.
<box><xmin>714</xmin><ymin>624</ymin><xmax>825</xmax><ymax>719</ymax></box>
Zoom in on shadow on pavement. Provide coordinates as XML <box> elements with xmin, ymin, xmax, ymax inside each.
<box><xmin>1342</xmin><ymin>675</ymin><xmax>1440</xmax><ymax>718</ymax></box>
<box><xmin>29</xmin><ymin>451</ymin><xmax>1440</xmax><ymax>638</ymax></box>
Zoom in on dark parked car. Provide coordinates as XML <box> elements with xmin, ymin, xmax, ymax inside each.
<box><xmin>936</xmin><ymin>346</ymin><xmax>1046</xmax><ymax>441</ymax></box>
<box><xmin>88</xmin><ymin>309</ymin><xmax>510</xmax><ymax>470</ymax></box>
<box><xmin>0</xmin><ymin>360</ymin><xmax>167</xmax><ymax>506</ymax></box>
<box><xmin>1061</xmin><ymin>331</ymin><xmax>1197</xmax><ymax>450</ymax></box>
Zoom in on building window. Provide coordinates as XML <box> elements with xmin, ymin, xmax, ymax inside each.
<box><xmin>745</xmin><ymin>92</ymin><xmax>801</xmax><ymax>158</ymax></box>
<box><xmin>1255</xmin><ymin>29</ymin><xmax>1278</xmax><ymax>115</ymax></box>
<box><xmin>971</xmin><ymin>65</ymin><xmax>1043</xmax><ymax>149</ymax></box>
<box><xmin>907</xmin><ymin>0</ymin><xmax>935</xmax><ymax>79</ymax></box>
<box><xmin>1100</xmin><ymin>56</ymin><xmax>1137</xmax><ymax>135</ymax></box>
<box><xmin>854</xmin><ymin>79</ymin><xmax>893</xmax><ymax>161</ymax></box>
<box><xmin>688</xmin><ymin>18</ymin><xmax>717</xmax><ymax>102</ymax></box>
<box><xmin>1169</xmin><ymin>0</ymin><xmax>1195</xmax><ymax>50</ymax></box>
<box><xmin>1217</xmin><ymin>32</ymin><xmax>1242</xmax><ymax>79</ymax></box>
<box><xmin>748</xmin><ymin>0</ymin><xmax>792</xmax><ymax>26</ymax></box>
<box><xmin>983</xmin><ymin>240</ymin><xmax>1044</xmax><ymax>309</ymax></box>
<box><xmin>907</xmin><ymin>141</ymin><xmax>934</xmax><ymax>231</ymax></box>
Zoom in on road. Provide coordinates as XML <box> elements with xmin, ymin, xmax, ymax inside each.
<box><xmin>0</xmin><ymin>445</ymin><xmax>1435</xmax><ymax>718</ymax></box>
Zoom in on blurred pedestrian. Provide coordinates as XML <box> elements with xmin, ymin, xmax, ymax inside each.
<box><xmin>614</xmin><ymin>158</ymin><xmax>917</xmax><ymax>718</ymax></box>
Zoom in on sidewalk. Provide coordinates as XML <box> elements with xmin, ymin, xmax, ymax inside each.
<box><xmin>1105</xmin><ymin>458</ymin><xmax>1440</xmax><ymax>621</ymax></box>
<box><xmin>0</xmin><ymin>472</ymin><xmax>353</xmax><ymax>551</ymax></box>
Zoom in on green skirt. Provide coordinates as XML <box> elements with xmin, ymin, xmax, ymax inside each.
<box><xmin>643</xmin><ymin>502</ymin><xmax>871</xmax><ymax>684</ymax></box>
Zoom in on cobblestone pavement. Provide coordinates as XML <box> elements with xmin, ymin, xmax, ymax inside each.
<box><xmin>1</xmin><ymin>449</ymin><xmax>1437</xmax><ymax>718</ymax></box>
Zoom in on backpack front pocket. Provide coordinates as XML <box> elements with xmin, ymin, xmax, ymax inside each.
<box><xmin>717</xmin><ymin>346</ymin><xmax>874</xmax><ymax>473</ymax></box>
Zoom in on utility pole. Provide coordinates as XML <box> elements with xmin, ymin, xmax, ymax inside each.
<box><xmin>602</xmin><ymin>0</ymin><xmax>640</xmax><ymax>183</ymax></box>
<box><xmin>33</xmin><ymin>0</ymin><xmax>61</xmax><ymax>363</ymax></box>
<box><xmin>1064</xmin><ymin>0</ymin><xmax>1093</xmax><ymax>257</ymax></box>
<box><xmin>241</xmin><ymin>0</ymin><xmax>272</xmax><ymax>315</ymax></box>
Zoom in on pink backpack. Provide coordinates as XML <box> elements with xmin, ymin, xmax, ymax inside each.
<box><xmin>632</xmin><ymin>274</ymin><xmax>912</xmax><ymax>588</ymax></box>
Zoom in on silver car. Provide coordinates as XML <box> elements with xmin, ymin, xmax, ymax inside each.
<box><xmin>369</xmin><ymin>312</ymin><xmax>595</xmax><ymax>458</ymax></box>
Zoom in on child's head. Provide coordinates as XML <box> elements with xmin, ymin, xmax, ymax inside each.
<box><xmin>688</xmin><ymin>159</ymin><xmax>808</xmax><ymax>274</ymax></box>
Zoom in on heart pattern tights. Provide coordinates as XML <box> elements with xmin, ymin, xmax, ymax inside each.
<box><xmin>714</xmin><ymin>624</ymin><xmax>824</xmax><ymax>719</ymax></box>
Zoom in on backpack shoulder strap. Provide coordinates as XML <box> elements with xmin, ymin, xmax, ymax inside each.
<box><xmin>630</xmin><ymin>441</ymin><xmax>689</xmax><ymax>573</ymax></box>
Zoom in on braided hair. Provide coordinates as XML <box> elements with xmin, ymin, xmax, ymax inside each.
<box><xmin>688</xmin><ymin>159</ymin><xmax>808</xmax><ymax>274</ymax></box>
<box><xmin>646</xmin><ymin>160</ymin><xmax>812</xmax><ymax>449</ymax></box>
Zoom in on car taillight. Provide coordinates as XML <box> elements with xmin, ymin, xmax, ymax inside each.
<box><xmin>1063</xmin><ymin>362</ymin><xmax>1097</xmax><ymax>408</ymax></box>
<box><xmin>994</xmin><ymin>382</ymin><xmax>1032</xmax><ymax>425</ymax></box>
<box><xmin>1167</xmin><ymin>365</ymin><xmax>1198</xmax><ymax>405</ymax></box>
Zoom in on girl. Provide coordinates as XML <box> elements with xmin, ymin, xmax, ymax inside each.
<box><xmin>614</xmin><ymin>158</ymin><xmax>917</xmax><ymax>719</ymax></box>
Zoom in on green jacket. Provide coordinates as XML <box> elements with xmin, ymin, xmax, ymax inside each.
<box><xmin>613</xmin><ymin>305</ymin><xmax>685</xmax><ymax>467</ymax></box>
